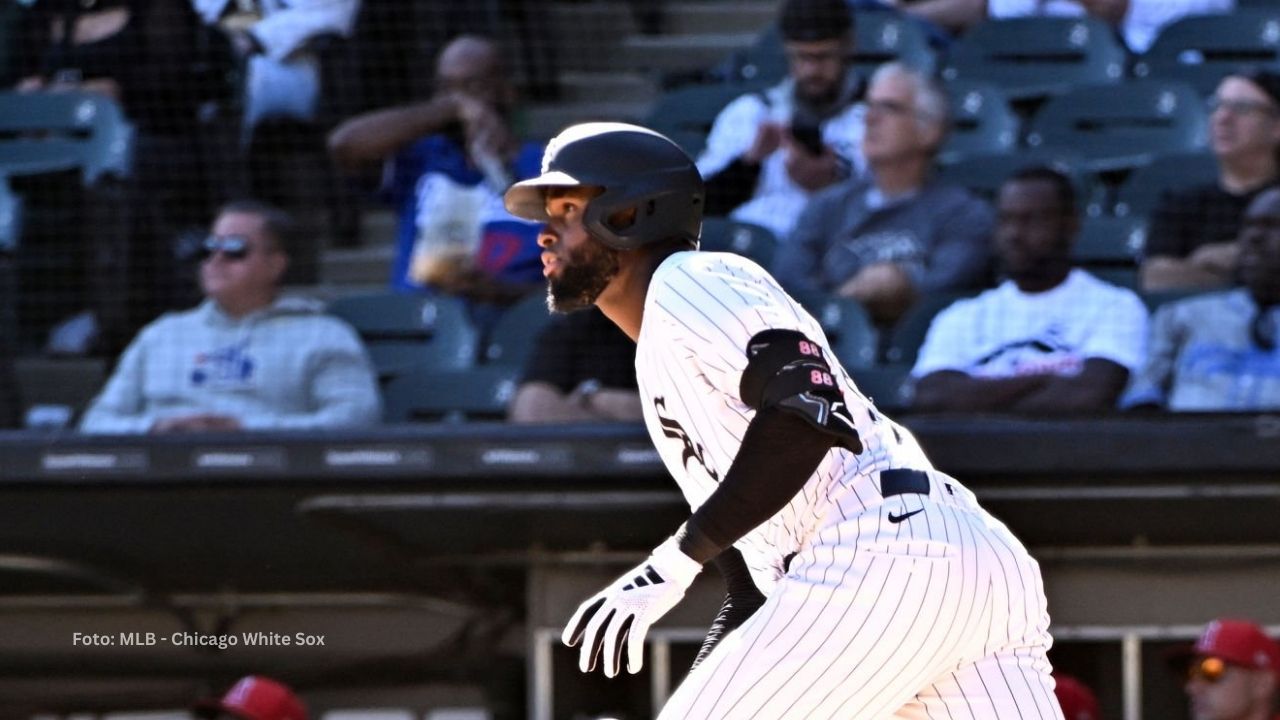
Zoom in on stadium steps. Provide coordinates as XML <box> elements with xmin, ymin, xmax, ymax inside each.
<box><xmin>663</xmin><ymin>2</ymin><xmax>778</xmax><ymax>35</ymax></box>
<box><xmin>320</xmin><ymin>208</ymin><xmax>397</xmax><ymax>287</ymax></box>
<box><xmin>622</xmin><ymin>33</ymin><xmax>760</xmax><ymax>75</ymax></box>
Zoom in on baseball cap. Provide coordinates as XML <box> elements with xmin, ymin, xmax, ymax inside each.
<box><xmin>194</xmin><ymin>676</ymin><xmax>308</xmax><ymax>720</ymax></box>
<box><xmin>1194</xmin><ymin>619</ymin><xmax>1280</xmax><ymax>677</ymax></box>
<box><xmin>1053</xmin><ymin>673</ymin><xmax>1101</xmax><ymax>720</ymax></box>
<box><xmin>779</xmin><ymin>0</ymin><xmax>853</xmax><ymax>42</ymax></box>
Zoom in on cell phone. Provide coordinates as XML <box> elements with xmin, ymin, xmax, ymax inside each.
<box><xmin>790</xmin><ymin>119</ymin><xmax>824</xmax><ymax>155</ymax></box>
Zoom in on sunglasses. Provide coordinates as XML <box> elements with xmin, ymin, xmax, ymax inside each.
<box><xmin>1187</xmin><ymin>656</ymin><xmax>1230</xmax><ymax>684</ymax></box>
<box><xmin>198</xmin><ymin>235</ymin><xmax>252</xmax><ymax>262</ymax></box>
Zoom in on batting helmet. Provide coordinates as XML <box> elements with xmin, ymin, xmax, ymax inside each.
<box><xmin>503</xmin><ymin>122</ymin><xmax>705</xmax><ymax>251</ymax></box>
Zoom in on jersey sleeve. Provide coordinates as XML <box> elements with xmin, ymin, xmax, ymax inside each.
<box><xmin>649</xmin><ymin>256</ymin><xmax>817</xmax><ymax>402</ymax></box>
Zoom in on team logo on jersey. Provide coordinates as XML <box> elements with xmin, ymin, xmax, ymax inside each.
<box><xmin>653</xmin><ymin>397</ymin><xmax>719</xmax><ymax>480</ymax></box>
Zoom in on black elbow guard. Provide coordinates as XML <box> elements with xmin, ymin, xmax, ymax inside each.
<box><xmin>739</xmin><ymin>329</ymin><xmax>863</xmax><ymax>453</ymax></box>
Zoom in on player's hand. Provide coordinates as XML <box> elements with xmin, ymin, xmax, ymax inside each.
<box><xmin>562</xmin><ymin>537</ymin><xmax>702</xmax><ymax>677</ymax></box>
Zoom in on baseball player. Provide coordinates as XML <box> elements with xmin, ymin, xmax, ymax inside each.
<box><xmin>504</xmin><ymin>122</ymin><xmax>1062</xmax><ymax>719</ymax></box>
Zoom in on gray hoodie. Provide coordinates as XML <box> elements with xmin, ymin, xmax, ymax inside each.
<box><xmin>80</xmin><ymin>297</ymin><xmax>381</xmax><ymax>434</ymax></box>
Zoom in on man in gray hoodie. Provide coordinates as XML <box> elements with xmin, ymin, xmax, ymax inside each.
<box><xmin>80</xmin><ymin>200</ymin><xmax>381</xmax><ymax>434</ymax></box>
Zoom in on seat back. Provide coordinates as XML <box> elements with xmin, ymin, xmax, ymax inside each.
<box><xmin>699</xmin><ymin>217</ymin><xmax>779</xmax><ymax>267</ymax></box>
<box><xmin>851</xmin><ymin>11</ymin><xmax>937</xmax><ymax>78</ymax></box>
<box><xmin>1114</xmin><ymin>151</ymin><xmax>1218</xmax><ymax>217</ymax></box>
<box><xmin>382</xmin><ymin>364</ymin><xmax>519</xmax><ymax>423</ymax></box>
<box><xmin>15</xmin><ymin>356</ymin><xmax>107</xmax><ymax>430</ymax></box>
<box><xmin>935</xmin><ymin>150</ymin><xmax>1093</xmax><ymax>208</ymax></box>
<box><xmin>482</xmin><ymin>291</ymin><xmax>553</xmax><ymax>367</ymax></box>
<box><xmin>882</xmin><ymin>292</ymin><xmax>973</xmax><ymax>366</ymax></box>
<box><xmin>850</xmin><ymin>363</ymin><xmax>912</xmax><ymax>411</ymax></box>
<box><xmin>1074</xmin><ymin>216</ymin><xmax>1146</xmax><ymax>265</ymax></box>
<box><xmin>1133</xmin><ymin>9</ymin><xmax>1280</xmax><ymax>95</ymax></box>
<box><xmin>940</xmin><ymin>81</ymin><xmax>1020</xmax><ymax>163</ymax></box>
<box><xmin>1026</xmin><ymin>80</ymin><xmax>1209</xmax><ymax>172</ymax></box>
<box><xmin>942</xmin><ymin>16</ymin><xmax>1127</xmax><ymax>100</ymax></box>
<box><xmin>328</xmin><ymin>293</ymin><xmax>478</xmax><ymax>379</ymax></box>
<box><xmin>644</xmin><ymin>83</ymin><xmax>754</xmax><ymax>158</ymax></box>
<box><xmin>0</xmin><ymin>91</ymin><xmax>134</xmax><ymax>183</ymax></box>
<box><xmin>0</xmin><ymin>177</ymin><xmax>21</xmax><ymax>252</ymax></box>
<box><xmin>814</xmin><ymin>297</ymin><xmax>878</xmax><ymax>370</ymax></box>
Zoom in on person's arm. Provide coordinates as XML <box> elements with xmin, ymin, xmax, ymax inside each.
<box><xmin>327</xmin><ymin>96</ymin><xmax>462</xmax><ymax>171</ymax></box>
<box><xmin>78</xmin><ymin>331</ymin><xmax>154</xmax><ymax>434</ymax></box>
<box><xmin>246</xmin><ymin>0</ymin><xmax>359</xmax><ymax>61</ymax></box>
<box><xmin>241</xmin><ymin>325</ymin><xmax>382</xmax><ymax>430</ymax></box>
<box><xmin>913</xmin><ymin>370</ymin><xmax>1051</xmax><ymax>412</ymax></box>
<box><xmin>508</xmin><ymin>382</ymin><xmax>642</xmax><ymax>423</ymax></box>
<box><xmin>893</xmin><ymin>0</ymin><xmax>987</xmax><ymax>33</ymax></box>
<box><xmin>1005</xmin><ymin>358</ymin><xmax>1131</xmax><ymax>413</ymax></box>
<box><xmin>697</xmin><ymin>95</ymin><xmax>774</xmax><ymax>216</ymax></box>
<box><xmin>1139</xmin><ymin>242</ymin><xmax>1238</xmax><ymax>293</ymax></box>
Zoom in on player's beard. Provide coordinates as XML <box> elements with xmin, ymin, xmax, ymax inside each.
<box><xmin>546</xmin><ymin>235</ymin><xmax>621</xmax><ymax>313</ymax></box>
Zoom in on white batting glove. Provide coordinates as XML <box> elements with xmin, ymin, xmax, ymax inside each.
<box><xmin>562</xmin><ymin>536</ymin><xmax>703</xmax><ymax>677</ymax></box>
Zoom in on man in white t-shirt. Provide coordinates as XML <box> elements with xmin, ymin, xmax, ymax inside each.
<box><xmin>911</xmin><ymin>166</ymin><xmax>1149</xmax><ymax>413</ymax></box>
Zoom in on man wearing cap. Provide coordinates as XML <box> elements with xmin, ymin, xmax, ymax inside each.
<box><xmin>697</xmin><ymin>0</ymin><xmax>866</xmax><ymax>240</ymax></box>
<box><xmin>1184</xmin><ymin>619</ymin><xmax>1280</xmax><ymax>720</ymax></box>
<box><xmin>1142</xmin><ymin>69</ymin><xmax>1280</xmax><ymax>293</ymax></box>
<box><xmin>195</xmin><ymin>675</ymin><xmax>308</xmax><ymax>720</ymax></box>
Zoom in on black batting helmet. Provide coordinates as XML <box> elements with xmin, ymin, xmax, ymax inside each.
<box><xmin>503</xmin><ymin>122</ymin><xmax>704</xmax><ymax>251</ymax></box>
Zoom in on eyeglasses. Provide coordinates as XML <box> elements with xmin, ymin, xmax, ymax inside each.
<box><xmin>1187</xmin><ymin>656</ymin><xmax>1230</xmax><ymax>684</ymax></box>
<box><xmin>198</xmin><ymin>235</ymin><xmax>252</xmax><ymax>262</ymax></box>
<box><xmin>1208</xmin><ymin>96</ymin><xmax>1280</xmax><ymax>118</ymax></box>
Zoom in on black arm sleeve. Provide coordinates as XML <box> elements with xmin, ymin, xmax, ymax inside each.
<box><xmin>703</xmin><ymin>157</ymin><xmax>763</xmax><ymax>217</ymax></box>
<box><xmin>692</xmin><ymin>546</ymin><xmax>766</xmax><ymax>670</ymax></box>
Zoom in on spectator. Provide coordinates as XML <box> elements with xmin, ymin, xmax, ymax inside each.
<box><xmin>79</xmin><ymin>200</ymin><xmax>380</xmax><ymax>434</ymax></box>
<box><xmin>697</xmin><ymin>0</ymin><xmax>866</xmax><ymax>240</ymax></box>
<box><xmin>1124</xmin><ymin>187</ymin><xmax>1280</xmax><ymax>411</ymax></box>
<box><xmin>508</xmin><ymin>308</ymin><xmax>643</xmax><ymax>423</ymax></box>
<box><xmin>893</xmin><ymin>0</ymin><xmax>1232</xmax><ymax>51</ymax></box>
<box><xmin>1054</xmin><ymin>672</ymin><xmax>1103</xmax><ymax>720</ymax></box>
<box><xmin>194</xmin><ymin>675</ymin><xmax>307</xmax><ymax>720</ymax></box>
<box><xmin>774</xmin><ymin>62</ymin><xmax>993</xmax><ymax>323</ymax></box>
<box><xmin>1181</xmin><ymin>619</ymin><xmax>1280</xmax><ymax>720</ymax></box>
<box><xmin>327</xmin><ymin>35</ymin><xmax>545</xmax><ymax>328</ymax></box>
<box><xmin>912</xmin><ymin>167</ymin><xmax>1147</xmax><ymax>413</ymax></box>
<box><xmin>1142</xmin><ymin>69</ymin><xmax>1280</xmax><ymax>293</ymax></box>
<box><xmin>193</xmin><ymin>0</ymin><xmax>360</xmax><ymax>136</ymax></box>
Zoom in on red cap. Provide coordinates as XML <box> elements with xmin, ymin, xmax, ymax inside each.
<box><xmin>1054</xmin><ymin>673</ymin><xmax>1101</xmax><ymax>720</ymax></box>
<box><xmin>196</xmin><ymin>676</ymin><xmax>308</xmax><ymax>720</ymax></box>
<box><xmin>1195</xmin><ymin>619</ymin><xmax>1280</xmax><ymax>677</ymax></box>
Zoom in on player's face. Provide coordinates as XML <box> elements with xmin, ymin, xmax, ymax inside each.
<box><xmin>538</xmin><ymin>187</ymin><xmax>620</xmax><ymax>313</ymax></box>
<box><xmin>995</xmin><ymin>179</ymin><xmax>1076</xmax><ymax>282</ymax></box>
<box><xmin>784</xmin><ymin>38</ymin><xmax>849</xmax><ymax>106</ymax></box>
<box><xmin>1238</xmin><ymin>188</ymin><xmax>1280</xmax><ymax>305</ymax></box>
<box><xmin>199</xmin><ymin>211</ymin><xmax>287</xmax><ymax>308</ymax></box>
<box><xmin>1185</xmin><ymin>658</ymin><xmax>1271</xmax><ymax>720</ymax></box>
<box><xmin>1209</xmin><ymin>77</ymin><xmax>1280</xmax><ymax>162</ymax></box>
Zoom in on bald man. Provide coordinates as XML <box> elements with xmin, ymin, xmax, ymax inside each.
<box><xmin>327</xmin><ymin>36</ymin><xmax>546</xmax><ymax>314</ymax></box>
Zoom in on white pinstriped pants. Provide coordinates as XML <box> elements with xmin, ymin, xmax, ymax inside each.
<box><xmin>658</xmin><ymin>472</ymin><xmax>1063</xmax><ymax>720</ymax></box>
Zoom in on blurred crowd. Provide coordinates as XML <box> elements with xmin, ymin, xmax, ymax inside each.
<box><xmin>0</xmin><ymin>0</ymin><xmax>1277</xmax><ymax>433</ymax></box>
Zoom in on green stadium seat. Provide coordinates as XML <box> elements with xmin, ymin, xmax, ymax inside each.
<box><xmin>481</xmin><ymin>291</ymin><xmax>553</xmax><ymax>367</ymax></box>
<box><xmin>0</xmin><ymin>177</ymin><xmax>21</xmax><ymax>252</ymax></box>
<box><xmin>1114</xmin><ymin>151</ymin><xmax>1218</xmax><ymax>217</ymax></box>
<box><xmin>699</xmin><ymin>216</ymin><xmax>779</xmax><ymax>267</ymax></box>
<box><xmin>813</xmin><ymin>296</ymin><xmax>878</xmax><ymax>370</ymax></box>
<box><xmin>1074</xmin><ymin>216</ymin><xmax>1146</xmax><ymax>264</ymax></box>
<box><xmin>941</xmin><ymin>16</ymin><xmax>1127</xmax><ymax>101</ymax></box>
<box><xmin>382</xmin><ymin>363</ymin><xmax>519</xmax><ymax>423</ymax></box>
<box><xmin>935</xmin><ymin>150</ymin><xmax>1095</xmax><ymax>209</ymax></box>
<box><xmin>0</xmin><ymin>91</ymin><xmax>134</xmax><ymax>184</ymax></box>
<box><xmin>940</xmin><ymin>81</ymin><xmax>1020</xmax><ymax>164</ymax></box>
<box><xmin>850</xmin><ymin>363</ymin><xmax>912</xmax><ymax>411</ymax></box>
<box><xmin>882</xmin><ymin>291</ymin><xmax>973</xmax><ymax>366</ymax></box>
<box><xmin>327</xmin><ymin>292</ymin><xmax>478</xmax><ymax>380</ymax></box>
<box><xmin>1025</xmin><ymin>80</ymin><xmax>1209</xmax><ymax>173</ymax></box>
<box><xmin>15</xmin><ymin>356</ymin><xmax>107</xmax><ymax>430</ymax></box>
<box><xmin>851</xmin><ymin>11</ymin><xmax>937</xmax><ymax>78</ymax></box>
<box><xmin>1133</xmin><ymin>9</ymin><xmax>1280</xmax><ymax>95</ymax></box>
<box><xmin>644</xmin><ymin>83</ymin><xmax>752</xmax><ymax>158</ymax></box>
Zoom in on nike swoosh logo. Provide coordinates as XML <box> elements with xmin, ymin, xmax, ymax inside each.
<box><xmin>888</xmin><ymin>509</ymin><xmax>922</xmax><ymax>524</ymax></box>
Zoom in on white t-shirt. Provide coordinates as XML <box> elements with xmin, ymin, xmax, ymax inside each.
<box><xmin>911</xmin><ymin>269</ymin><xmax>1149</xmax><ymax>379</ymax></box>
<box><xmin>987</xmin><ymin>0</ymin><xmax>1235</xmax><ymax>52</ymax></box>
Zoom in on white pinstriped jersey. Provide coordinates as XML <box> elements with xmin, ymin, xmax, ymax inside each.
<box><xmin>636</xmin><ymin>250</ymin><xmax>936</xmax><ymax>594</ymax></box>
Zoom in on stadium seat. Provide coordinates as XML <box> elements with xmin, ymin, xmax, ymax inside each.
<box><xmin>814</xmin><ymin>297</ymin><xmax>878</xmax><ymax>370</ymax></box>
<box><xmin>881</xmin><ymin>292</ymin><xmax>973</xmax><ymax>366</ymax></box>
<box><xmin>481</xmin><ymin>291</ymin><xmax>552</xmax><ymax>367</ymax></box>
<box><xmin>699</xmin><ymin>216</ymin><xmax>779</xmax><ymax>267</ymax></box>
<box><xmin>1133</xmin><ymin>9</ymin><xmax>1280</xmax><ymax>96</ymax></box>
<box><xmin>15</xmin><ymin>356</ymin><xmax>107</xmax><ymax>430</ymax></box>
<box><xmin>940</xmin><ymin>81</ymin><xmax>1020</xmax><ymax>164</ymax></box>
<box><xmin>382</xmin><ymin>363</ymin><xmax>519</xmax><ymax>423</ymax></box>
<box><xmin>328</xmin><ymin>292</ymin><xmax>478</xmax><ymax>380</ymax></box>
<box><xmin>644</xmin><ymin>83</ymin><xmax>753</xmax><ymax>158</ymax></box>
<box><xmin>850</xmin><ymin>364</ymin><xmax>912</xmax><ymax>411</ymax></box>
<box><xmin>934</xmin><ymin>150</ymin><xmax>1096</xmax><ymax>210</ymax></box>
<box><xmin>0</xmin><ymin>177</ymin><xmax>21</xmax><ymax>252</ymax></box>
<box><xmin>1025</xmin><ymin>80</ymin><xmax>1209</xmax><ymax>173</ymax></box>
<box><xmin>0</xmin><ymin>90</ymin><xmax>134</xmax><ymax>184</ymax></box>
<box><xmin>941</xmin><ymin>16</ymin><xmax>1127</xmax><ymax>101</ymax></box>
<box><xmin>850</xmin><ymin>11</ymin><xmax>937</xmax><ymax>78</ymax></box>
<box><xmin>1114</xmin><ymin>151</ymin><xmax>1218</xmax><ymax>217</ymax></box>
<box><xmin>1074</xmin><ymin>216</ymin><xmax>1146</xmax><ymax>264</ymax></box>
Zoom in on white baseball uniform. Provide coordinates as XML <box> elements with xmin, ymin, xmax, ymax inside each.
<box><xmin>634</xmin><ymin>250</ymin><xmax>1062</xmax><ymax>720</ymax></box>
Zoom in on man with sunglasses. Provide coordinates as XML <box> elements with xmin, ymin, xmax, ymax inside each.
<box><xmin>774</xmin><ymin>62</ymin><xmax>993</xmax><ymax>324</ymax></box>
<box><xmin>79</xmin><ymin>200</ymin><xmax>381</xmax><ymax>434</ymax></box>
<box><xmin>1183</xmin><ymin>619</ymin><xmax>1280</xmax><ymax>720</ymax></box>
